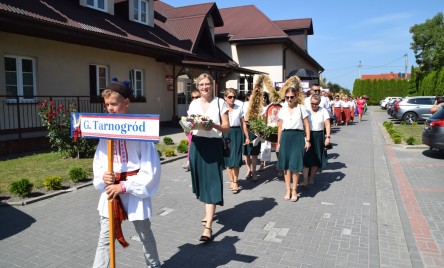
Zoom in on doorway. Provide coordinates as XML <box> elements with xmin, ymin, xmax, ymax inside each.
<box><xmin>177</xmin><ymin>74</ymin><xmax>193</xmax><ymax>117</ymax></box>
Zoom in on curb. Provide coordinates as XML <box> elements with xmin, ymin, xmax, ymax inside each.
<box><xmin>2</xmin><ymin>154</ymin><xmax>187</xmax><ymax>207</ymax></box>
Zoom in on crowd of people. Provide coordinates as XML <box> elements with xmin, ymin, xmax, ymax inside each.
<box><xmin>89</xmin><ymin>73</ymin><xmax>369</xmax><ymax>267</ymax></box>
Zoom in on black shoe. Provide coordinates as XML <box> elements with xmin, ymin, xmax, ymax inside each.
<box><xmin>199</xmin><ymin>227</ymin><xmax>212</xmax><ymax>242</ymax></box>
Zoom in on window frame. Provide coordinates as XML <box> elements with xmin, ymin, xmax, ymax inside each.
<box><xmin>133</xmin><ymin>0</ymin><xmax>149</xmax><ymax>24</ymax></box>
<box><xmin>129</xmin><ymin>68</ymin><xmax>144</xmax><ymax>98</ymax></box>
<box><xmin>4</xmin><ymin>55</ymin><xmax>37</xmax><ymax>103</ymax></box>
<box><xmin>86</xmin><ymin>0</ymin><xmax>107</xmax><ymax>12</ymax></box>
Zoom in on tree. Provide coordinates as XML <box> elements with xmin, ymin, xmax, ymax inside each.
<box><xmin>410</xmin><ymin>13</ymin><xmax>444</xmax><ymax>74</ymax></box>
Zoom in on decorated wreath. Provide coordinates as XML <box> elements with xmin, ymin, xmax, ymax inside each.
<box><xmin>246</xmin><ymin>74</ymin><xmax>302</xmax><ymax>142</ymax></box>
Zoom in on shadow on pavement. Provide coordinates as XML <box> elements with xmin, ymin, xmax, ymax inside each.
<box><xmin>422</xmin><ymin>149</ymin><xmax>444</xmax><ymax>159</ymax></box>
<box><xmin>162</xmin><ymin>236</ymin><xmax>256</xmax><ymax>267</ymax></box>
<box><xmin>298</xmin><ymin>171</ymin><xmax>346</xmax><ymax>199</ymax></box>
<box><xmin>0</xmin><ymin>203</ymin><xmax>36</xmax><ymax>240</ymax></box>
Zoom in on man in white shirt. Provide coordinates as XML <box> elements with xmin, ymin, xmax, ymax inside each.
<box><xmin>304</xmin><ymin>84</ymin><xmax>329</xmax><ymax>110</ymax></box>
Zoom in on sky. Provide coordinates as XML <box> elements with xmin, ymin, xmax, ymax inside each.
<box><xmin>164</xmin><ymin>0</ymin><xmax>443</xmax><ymax>90</ymax></box>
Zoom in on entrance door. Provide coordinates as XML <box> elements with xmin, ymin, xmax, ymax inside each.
<box><xmin>177</xmin><ymin>75</ymin><xmax>192</xmax><ymax>117</ymax></box>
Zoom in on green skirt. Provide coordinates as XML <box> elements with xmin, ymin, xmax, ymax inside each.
<box><xmin>189</xmin><ymin>136</ymin><xmax>224</xmax><ymax>205</ymax></box>
<box><xmin>243</xmin><ymin>129</ymin><xmax>261</xmax><ymax>156</ymax></box>
<box><xmin>277</xmin><ymin>130</ymin><xmax>305</xmax><ymax>172</ymax></box>
<box><xmin>303</xmin><ymin>131</ymin><xmax>326</xmax><ymax>168</ymax></box>
<box><xmin>224</xmin><ymin>127</ymin><xmax>244</xmax><ymax>168</ymax></box>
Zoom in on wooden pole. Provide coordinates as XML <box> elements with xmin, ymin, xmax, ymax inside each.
<box><xmin>107</xmin><ymin>140</ymin><xmax>115</xmax><ymax>268</ymax></box>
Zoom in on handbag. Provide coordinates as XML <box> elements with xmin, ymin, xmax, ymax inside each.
<box><xmin>218</xmin><ymin>99</ymin><xmax>231</xmax><ymax>157</ymax></box>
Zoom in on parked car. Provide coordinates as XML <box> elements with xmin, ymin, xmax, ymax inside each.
<box><xmin>380</xmin><ymin>97</ymin><xmax>401</xmax><ymax>109</ymax></box>
<box><xmin>422</xmin><ymin>108</ymin><xmax>444</xmax><ymax>151</ymax></box>
<box><xmin>386</xmin><ymin>98</ymin><xmax>402</xmax><ymax>118</ymax></box>
<box><xmin>393</xmin><ymin>96</ymin><xmax>435</xmax><ymax>124</ymax></box>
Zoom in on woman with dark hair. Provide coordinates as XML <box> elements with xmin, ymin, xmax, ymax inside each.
<box><xmin>276</xmin><ymin>87</ymin><xmax>310</xmax><ymax>202</ymax></box>
<box><xmin>302</xmin><ymin>94</ymin><xmax>331</xmax><ymax>187</ymax></box>
<box><xmin>186</xmin><ymin>73</ymin><xmax>230</xmax><ymax>242</ymax></box>
<box><xmin>223</xmin><ymin>88</ymin><xmax>249</xmax><ymax>193</ymax></box>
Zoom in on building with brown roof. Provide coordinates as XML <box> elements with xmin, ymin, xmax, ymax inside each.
<box><xmin>0</xmin><ymin>0</ymin><xmax>323</xmax><ymax>134</ymax></box>
<box><xmin>362</xmin><ymin>72</ymin><xmax>410</xmax><ymax>80</ymax></box>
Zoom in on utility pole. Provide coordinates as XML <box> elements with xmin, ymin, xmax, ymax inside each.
<box><xmin>358</xmin><ymin>60</ymin><xmax>361</xmax><ymax>79</ymax></box>
<box><xmin>404</xmin><ymin>53</ymin><xmax>408</xmax><ymax>79</ymax></box>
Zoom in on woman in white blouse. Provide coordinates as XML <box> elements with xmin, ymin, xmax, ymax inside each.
<box><xmin>302</xmin><ymin>94</ymin><xmax>331</xmax><ymax>187</ymax></box>
<box><xmin>223</xmin><ymin>88</ymin><xmax>249</xmax><ymax>193</ymax></box>
<box><xmin>187</xmin><ymin>73</ymin><xmax>230</xmax><ymax>242</ymax></box>
<box><xmin>276</xmin><ymin>87</ymin><xmax>310</xmax><ymax>202</ymax></box>
<box><xmin>331</xmin><ymin>95</ymin><xmax>343</xmax><ymax>126</ymax></box>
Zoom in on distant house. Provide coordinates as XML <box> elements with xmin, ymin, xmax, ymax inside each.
<box><xmin>0</xmin><ymin>0</ymin><xmax>323</xmax><ymax>134</ymax></box>
<box><xmin>215</xmin><ymin>5</ymin><xmax>324</xmax><ymax>98</ymax></box>
<box><xmin>362</xmin><ymin>72</ymin><xmax>410</xmax><ymax>80</ymax></box>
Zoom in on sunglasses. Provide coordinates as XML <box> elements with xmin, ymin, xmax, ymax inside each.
<box><xmin>310</xmin><ymin>103</ymin><xmax>319</xmax><ymax>106</ymax></box>
<box><xmin>285</xmin><ymin>96</ymin><xmax>295</xmax><ymax>100</ymax></box>
<box><xmin>226</xmin><ymin>95</ymin><xmax>236</xmax><ymax>99</ymax></box>
<box><xmin>191</xmin><ymin>96</ymin><xmax>199</xmax><ymax>99</ymax></box>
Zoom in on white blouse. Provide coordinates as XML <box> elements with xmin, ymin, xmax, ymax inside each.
<box><xmin>93</xmin><ymin>139</ymin><xmax>161</xmax><ymax>221</ymax></box>
<box><xmin>342</xmin><ymin>101</ymin><xmax>351</xmax><ymax>108</ymax></box>
<box><xmin>278</xmin><ymin>104</ymin><xmax>308</xmax><ymax>130</ymax></box>
<box><xmin>228</xmin><ymin>103</ymin><xmax>244</xmax><ymax>127</ymax></box>
<box><xmin>332</xmin><ymin>100</ymin><xmax>343</xmax><ymax>108</ymax></box>
<box><xmin>188</xmin><ymin>97</ymin><xmax>228</xmax><ymax>138</ymax></box>
<box><xmin>306</xmin><ymin>107</ymin><xmax>331</xmax><ymax>131</ymax></box>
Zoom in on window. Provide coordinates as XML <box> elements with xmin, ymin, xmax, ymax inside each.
<box><xmin>239</xmin><ymin>75</ymin><xmax>253</xmax><ymax>101</ymax></box>
<box><xmin>87</xmin><ymin>0</ymin><xmax>106</xmax><ymax>11</ymax></box>
<box><xmin>129</xmin><ymin>69</ymin><xmax>144</xmax><ymax>98</ymax></box>
<box><xmin>89</xmin><ymin>65</ymin><xmax>108</xmax><ymax>96</ymax></box>
<box><xmin>4</xmin><ymin>55</ymin><xmax>37</xmax><ymax>101</ymax></box>
<box><xmin>133</xmin><ymin>0</ymin><xmax>148</xmax><ymax>24</ymax></box>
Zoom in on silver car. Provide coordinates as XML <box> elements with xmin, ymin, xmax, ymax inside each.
<box><xmin>393</xmin><ymin>96</ymin><xmax>435</xmax><ymax>124</ymax></box>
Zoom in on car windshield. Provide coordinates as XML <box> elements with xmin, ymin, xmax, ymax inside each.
<box><xmin>429</xmin><ymin>108</ymin><xmax>444</xmax><ymax>119</ymax></box>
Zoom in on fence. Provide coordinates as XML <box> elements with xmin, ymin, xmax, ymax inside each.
<box><xmin>0</xmin><ymin>95</ymin><xmax>104</xmax><ymax>138</ymax></box>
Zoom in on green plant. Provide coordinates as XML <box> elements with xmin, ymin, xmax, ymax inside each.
<box><xmin>405</xmin><ymin>136</ymin><xmax>416</xmax><ymax>145</ymax></box>
<box><xmin>38</xmin><ymin>100</ymin><xmax>98</xmax><ymax>158</ymax></box>
<box><xmin>164</xmin><ymin>148</ymin><xmax>176</xmax><ymax>157</ymax></box>
<box><xmin>412</xmin><ymin>121</ymin><xmax>418</xmax><ymax>125</ymax></box>
<box><xmin>180</xmin><ymin>139</ymin><xmax>189</xmax><ymax>145</ymax></box>
<box><xmin>383</xmin><ymin>121</ymin><xmax>394</xmax><ymax>128</ymax></box>
<box><xmin>248</xmin><ymin>115</ymin><xmax>278</xmax><ymax>139</ymax></box>
<box><xmin>400</xmin><ymin>121</ymin><xmax>407</xmax><ymax>126</ymax></box>
<box><xmin>69</xmin><ymin>167</ymin><xmax>87</xmax><ymax>183</ymax></box>
<box><xmin>157</xmin><ymin>150</ymin><xmax>162</xmax><ymax>158</ymax></box>
<box><xmin>177</xmin><ymin>143</ymin><xmax>188</xmax><ymax>154</ymax></box>
<box><xmin>163</xmin><ymin>137</ymin><xmax>174</xmax><ymax>145</ymax></box>
<box><xmin>393</xmin><ymin>137</ymin><xmax>402</xmax><ymax>144</ymax></box>
<box><xmin>10</xmin><ymin>178</ymin><xmax>33</xmax><ymax>198</ymax></box>
<box><xmin>43</xmin><ymin>176</ymin><xmax>62</xmax><ymax>190</ymax></box>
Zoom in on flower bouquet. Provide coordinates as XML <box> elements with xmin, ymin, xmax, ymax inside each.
<box><xmin>179</xmin><ymin>114</ymin><xmax>214</xmax><ymax>133</ymax></box>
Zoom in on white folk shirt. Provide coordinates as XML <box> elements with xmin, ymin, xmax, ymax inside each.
<box><xmin>278</xmin><ymin>104</ymin><xmax>308</xmax><ymax>130</ymax></box>
<box><xmin>332</xmin><ymin>100</ymin><xmax>343</xmax><ymax>108</ymax></box>
<box><xmin>228</xmin><ymin>103</ymin><xmax>244</xmax><ymax>127</ymax></box>
<box><xmin>306</xmin><ymin>107</ymin><xmax>331</xmax><ymax>131</ymax></box>
<box><xmin>188</xmin><ymin>97</ymin><xmax>228</xmax><ymax>138</ymax></box>
<box><xmin>342</xmin><ymin>101</ymin><xmax>352</xmax><ymax>108</ymax></box>
<box><xmin>93</xmin><ymin>139</ymin><xmax>161</xmax><ymax>221</ymax></box>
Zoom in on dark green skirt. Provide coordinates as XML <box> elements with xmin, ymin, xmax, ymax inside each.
<box><xmin>224</xmin><ymin>127</ymin><xmax>244</xmax><ymax>168</ymax></box>
<box><xmin>303</xmin><ymin>131</ymin><xmax>326</xmax><ymax>168</ymax></box>
<box><xmin>277</xmin><ymin>129</ymin><xmax>305</xmax><ymax>172</ymax></box>
<box><xmin>243</xmin><ymin>129</ymin><xmax>261</xmax><ymax>156</ymax></box>
<box><xmin>189</xmin><ymin>136</ymin><xmax>224</xmax><ymax>205</ymax></box>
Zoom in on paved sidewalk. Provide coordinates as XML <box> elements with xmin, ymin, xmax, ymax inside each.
<box><xmin>0</xmin><ymin>107</ymin><xmax>443</xmax><ymax>267</ymax></box>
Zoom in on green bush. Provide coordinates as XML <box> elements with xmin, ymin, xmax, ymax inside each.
<box><xmin>393</xmin><ymin>137</ymin><xmax>402</xmax><ymax>144</ymax></box>
<box><xmin>412</xmin><ymin>121</ymin><xmax>418</xmax><ymax>125</ymax></box>
<box><xmin>405</xmin><ymin>136</ymin><xmax>416</xmax><ymax>145</ymax></box>
<box><xmin>391</xmin><ymin>133</ymin><xmax>401</xmax><ymax>139</ymax></box>
<box><xmin>163</xmin><ymin>137</ymin><xmax>174</xmax><ymax>145</ymax></box>
<box><xmin>157</xmin><ymin>149</ymin><xmax>162</xmax><ymax>158</ymax></box>
<box><xmin>383</xmin><ymin>121</ymin><xmax>393</xmax><ymax>128</ymax></box>
<box><xmin>164</xmin><ymin>148</ymin><xmax>176</xmax><ymax>157</ymax></box>
<box><xmin>177</xmin><ymin>143</ymin><xmax>188</xmax><ymax>154</ymax></box>
<box><xmin>387</xmin><ymin>128</ymin><xmax>396</xmax><ymax>134</ymax></box>
<box><xmin>10</xmin><ymin>178</ymin><xmax>33</xmax><ymax>198</ymax></box>
<box><xmin>69</xmin><ymin>167</ymin><xmax>87</xmax><ymax>183</ymax></box>
<box><xmin>180</xmin><ymin>139</ymin><xmax>189</xmax><ymax>145</ymax></box>
<box><xmin>400</xmin><ymin>121</ymin><xmax>407</xmax><ymax>126</ymax></box>
<box><xmin>43</xmin><ymin>176</ymin><xmax>62</xmax><ymax>190</ymax></box>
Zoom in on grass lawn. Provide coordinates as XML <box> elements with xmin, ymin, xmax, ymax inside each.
<box><xmin>392</xmin><ymin>123</ymin><xmax>424</xmax><ymax>145</ymax></box>
<box><xmin>0</xmin><ymin>143</ymin><xmax>184</xmax><ymax>195</ymax></box>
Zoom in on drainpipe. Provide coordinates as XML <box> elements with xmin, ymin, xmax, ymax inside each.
<box><xmin>172</xmin><ymin>65</ymin><xmax>177</xmax><ymax>123</ymax></box>
<box><xmin>282</xmin><ymin>46</ymin><xmax>289</xmax><ymax>81</ymax></box>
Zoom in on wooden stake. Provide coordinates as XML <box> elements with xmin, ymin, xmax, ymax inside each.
<box><xmin>107</xmin><ymin>140</ymin><xmax>115</xmax><ymax>268</ymax></box>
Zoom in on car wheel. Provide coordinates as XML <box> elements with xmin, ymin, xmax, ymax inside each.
<box><xmin>403</xmin><ymin>112</ymin><xmax>417</xmax><ymax>124</ymax></box>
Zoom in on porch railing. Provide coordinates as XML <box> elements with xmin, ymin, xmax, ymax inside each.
<box><xmin>0</xmin><ymin>95</ymin><xmax>104</xmax><ymax>138</ymax></box>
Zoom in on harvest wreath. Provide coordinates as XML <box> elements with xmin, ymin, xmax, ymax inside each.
<box><xmin>246</xmin><ymin>74</ymin><xmax>302</xmax><ymax>143</ymax></box>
